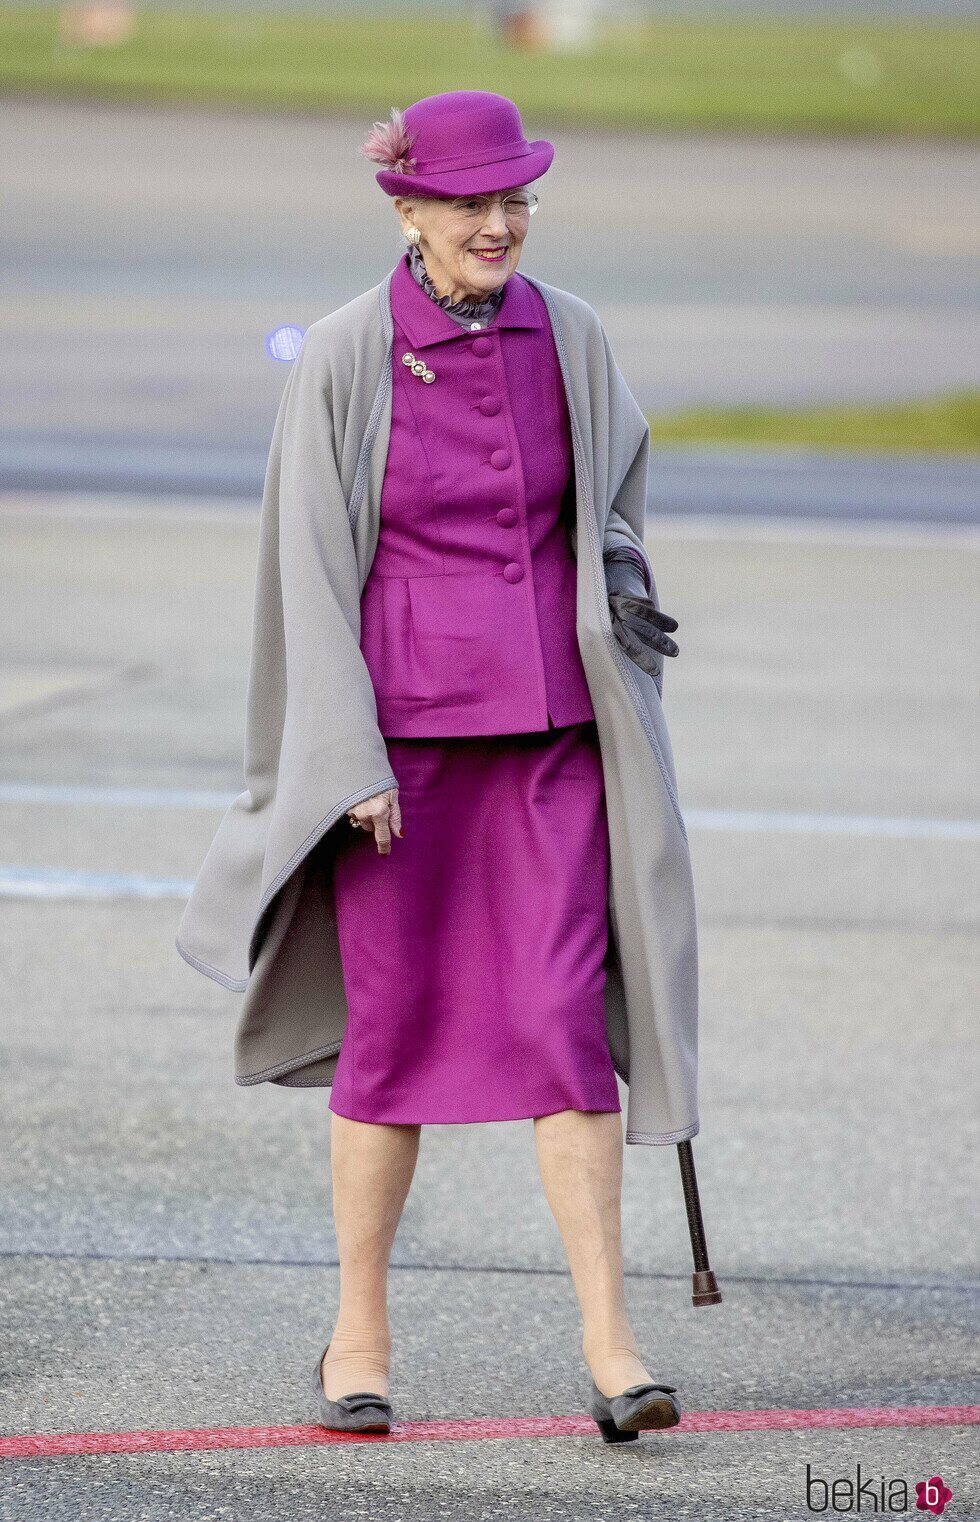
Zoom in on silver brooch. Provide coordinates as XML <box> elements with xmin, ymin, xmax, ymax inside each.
<box><xmin>402</xmin><ymin>351</ymin><xmax>435</xmax><ymax>384</ymax></box>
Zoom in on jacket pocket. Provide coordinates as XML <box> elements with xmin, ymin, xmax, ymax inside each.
<box><xmin>405</xmin><ymin>572</ymin><xmax>497</xmax><ymax>705</ymax></box>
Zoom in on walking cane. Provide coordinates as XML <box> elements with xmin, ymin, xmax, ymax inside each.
<box><xmin>677</xmin><ymin>1140</ymin><xmax>722</xmax><ymax>1306</ymax></box>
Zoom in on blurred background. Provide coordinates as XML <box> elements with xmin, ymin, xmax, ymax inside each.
<box><xmin>2</xmin><ymin>0</ymin><xmax>978</xmax><ymax>502</ymax></box>
<box><xmin>1</xmin><ymin>4</ymin><xmax>978</xmax><ymax>1515</ymax></box>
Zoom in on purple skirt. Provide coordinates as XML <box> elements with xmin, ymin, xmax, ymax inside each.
<box><xmin>328</xmin><ymin>720</ymin><xmax>621</xmax><ymax>1125</ymax></box>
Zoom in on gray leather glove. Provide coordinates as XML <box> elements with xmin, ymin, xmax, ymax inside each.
<box><xmin>604</xmin><ymin>547</ymin><xmax>679</xmax><ymax>677</ymax></box>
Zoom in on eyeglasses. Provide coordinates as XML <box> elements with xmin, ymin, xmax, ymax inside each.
<box><xmin>445</xmin><ymin>191</ymin><xmax>539</xmax><ymax>223</ymax></box>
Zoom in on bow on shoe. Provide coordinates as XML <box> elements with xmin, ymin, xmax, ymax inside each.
<box><xmin>332</xmin><ymin>1392</ymin><xmax>393</xmax><ymax>1413</ymax></box>
<box><xmin>603</xmin><ymin>548</ymin><xmax>680</xmax><ymax>677</ymax></box>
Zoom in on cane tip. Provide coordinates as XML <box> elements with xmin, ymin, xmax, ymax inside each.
<box><xmin>692</xmin><ymin>1269</ymin><xmax>722</xmax><ymax>1306</ymax></box>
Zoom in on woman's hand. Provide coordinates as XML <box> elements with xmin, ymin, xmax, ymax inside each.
<box><xmin>609</xmin><ymin>592</ymin><xmax>679</xmax><ymax>674</ymax></box>
<box><xmin>604</xmin><ymin>547</ymin><xmax>679</xmax><ymax>675</ymax></box>
<box><xmin>346</xmin><ymin>788</ymin><xmax>403</xmax><ymax>856</ymax></box>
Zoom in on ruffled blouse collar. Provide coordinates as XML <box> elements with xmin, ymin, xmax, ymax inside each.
<box><xmin>406</xmin><ymin>242</ymin><xmax>506</xmax><ymax>329</ymax></box>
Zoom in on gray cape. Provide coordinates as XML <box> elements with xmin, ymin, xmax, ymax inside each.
<box><xmin>176</xmin><ymin>268</ymin><xmax>700</xmax><ymax>1146</ymax></box>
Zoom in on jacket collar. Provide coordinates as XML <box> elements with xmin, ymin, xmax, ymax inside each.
<box><xmin>391</xmin><ymin>249</ymin><xmax>544</xmax><ymax>351</ymax></box>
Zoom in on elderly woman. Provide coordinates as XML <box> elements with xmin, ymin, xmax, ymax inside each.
<box><xmin>176</xmin><ymin>90</ymin><xmax>700</xmax><ymax>1445</ymax></box>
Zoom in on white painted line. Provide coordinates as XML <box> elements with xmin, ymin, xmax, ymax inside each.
<box><xmin>0</xmin><ymin>812</ymin><xmax>975</xmax><ymax>903</ymax></box>
<box><xmin>647</xmin><ymin>514</ymin><xmax>980</xmax><ymax>549</ymax></box>
<box><xmin>686</xmin><ymin>809</ymin><xmax>980</xmax><ymax>842</ymax></box>
<box><xmin>2</xmin><ymin>496</ymin><xmax>978</xmax><ymax>546</ymax></box>
<box><xmin>0</xmin><ymin>782</ymin><xmax>236</xmax><ymax>809</ymax></box>
<box><xmin>2</xmin><ymin>785</ymin><xmax>978</xmax><ymax>841</ymax></box>
<box><xmin>0</xmin><ymin>866</ymin><xmax>192</xmax><ymax>900</ymax></box>
<box><xmin>684</xmin><ymin>809</ymin><xmax>980</xmax><ymax>846</ymax></box>
<box><xmin>0</xmin><ymin>492</ymin><xmax>259</xmax><ymax>524</ymax></box>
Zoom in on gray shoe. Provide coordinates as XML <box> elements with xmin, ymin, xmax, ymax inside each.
<box><xmin>313</xmin><ymin>1343</ymin><xmax>394</xmax><ymax>1434</ymax></box>
<box><xmin>588</xmin><ymin>1376</ymin><xmax>681</xmax><ymax>1444</ymax></box>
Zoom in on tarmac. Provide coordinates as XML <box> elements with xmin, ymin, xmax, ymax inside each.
<box><xmin>6</xmin><ymin>96</ymin><xmax>979</xmax><ymax>490</ymax></box>
<box><xmin>0</xmin><ymin>492</ymin><xmax>977</xmax><ymax>1520</ymax></box>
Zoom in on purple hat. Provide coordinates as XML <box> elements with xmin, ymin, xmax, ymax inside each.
<box><xmin>361</xmin><ymin>90</ymin><xmax>554</xmax><ymax>200</ymax></box>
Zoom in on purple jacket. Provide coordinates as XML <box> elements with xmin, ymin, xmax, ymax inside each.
<box><xmin>358</xmin><ymin>252</ymin><xmax>645</xmax><ymax>738</ymax></box>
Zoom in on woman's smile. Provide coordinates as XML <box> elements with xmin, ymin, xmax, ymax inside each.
<box><xmin>469</xmin><ymin>245</ymin><xmax>508</xmax><ymax>262</ymax></box>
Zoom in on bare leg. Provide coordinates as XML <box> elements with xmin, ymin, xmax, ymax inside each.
<box><xmin>320</xmin><ymin>1112</ymin><xmax>421</xmax><ymax>1401</ymax></box>
<box><xmin>534</xmin><ymin>1108</ymin><xmax>654</xmax><ymax>1398</ymax></box>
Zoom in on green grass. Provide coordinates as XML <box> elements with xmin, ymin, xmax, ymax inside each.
<box><xmin>645</xmin><ymin>389</ymin><xmax>980</xmax><ymax>454</ymax></box>
<box><xmin>1</xmin><ymin>9</ymin><xmax>978</xmax><ymax>136</ymax></box>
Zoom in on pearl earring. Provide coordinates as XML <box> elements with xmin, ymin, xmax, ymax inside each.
<box><xmin>405</xmin><ymin>226</ymin><xmax>421</xmax><ymax>245</ymax></box>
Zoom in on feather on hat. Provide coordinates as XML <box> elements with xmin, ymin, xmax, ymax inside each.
<box><xmin>359</xmin><ymin>92</ymin><xmax>554</xmax><ymax>200</ymax></box>
<box><xmin>359</xmin><ymin>106</ymin><xmax>417</xmax><ymax>176</ymax></box>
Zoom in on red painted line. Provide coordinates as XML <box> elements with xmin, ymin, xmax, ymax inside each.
<box><xmin>2</xmin><ymin>1406</ymin><xmax>978</xmax><ymax>1460</ymax></box>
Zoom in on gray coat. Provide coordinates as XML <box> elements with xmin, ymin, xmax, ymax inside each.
<box><xmin>176</xmin><ymin>268</ymin><xmax>700</xmax><ymax>1146</ymax></box>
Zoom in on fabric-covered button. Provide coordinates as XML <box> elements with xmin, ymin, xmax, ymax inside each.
<box><xmin>496</xmin><ymin>507</ymin><xmax>518</xmax><ymax>527</ymax></box>
<box><xmin>502</xmin><ymin>562</ymin><xmax>524</xmax><ymax>584</ymax></box>
<box><xmin>490</xmin><ymin>448</ymin><xmax>511</xmax><ymax>471</ymax></box>
<box><xmin>471</xmin><ymin>335</ymin><xmax>493</xmax><ymax>357</ymax></box>
<box><xmin>478</xmin><ymin>395</ymin><xmax>501</xmax><ymax>416</ymax></box>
